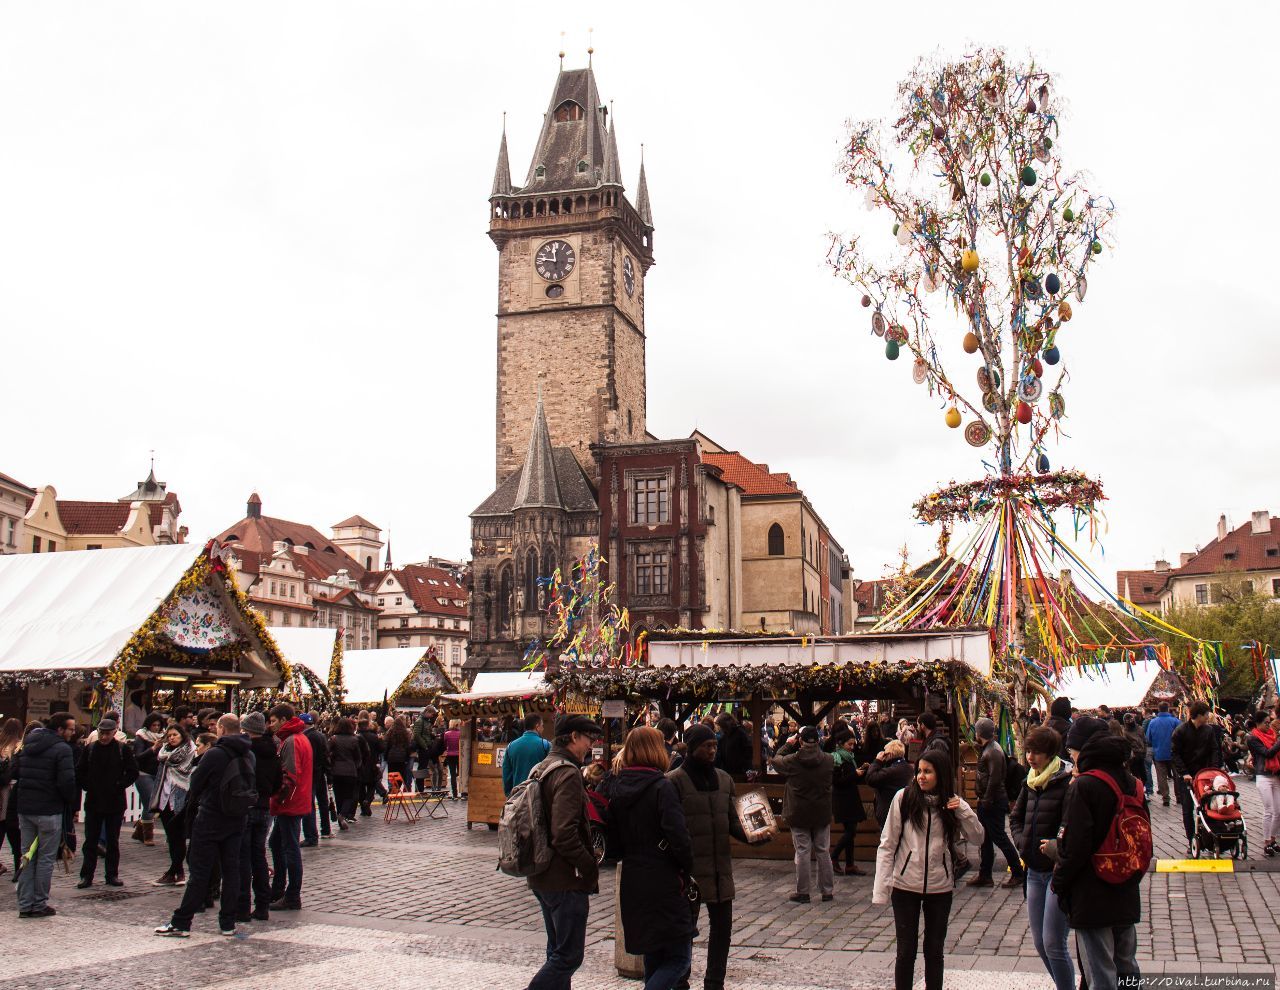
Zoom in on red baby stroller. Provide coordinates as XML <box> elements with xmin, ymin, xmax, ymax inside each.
<box><xmin>1189</xmin><ymin>769</ymin><xmax>1248</xmax><ymax>859</ymax></box>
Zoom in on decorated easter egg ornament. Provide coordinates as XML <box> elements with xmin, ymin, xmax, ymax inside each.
<box><xmin>1020</xmin><ymin>165</ymin><xmax>1037</xmax><ymax>186</ymax></box>
<box><xmin>1016</xmin><ymin>401</ymin><xmax>1033</xmax><ymax>425</ymax></box>
<box><xmin>1058</xmin><ymin>301</ymin><xmax>1073</xmax><ymax>322</ymax></box>
<box><xmin>960</xmin><ymin>249</ymin><xmax>980</xmax><ymax>272</ymax></box>
<box><xmin>885</xmin><ymin>339</ymin><xmax>899</xmax><ymax>360</ymax></box>
<box><xmin>1091</xmin><ymin>240</ymin><xmax>1102</xmax><ymax>255</ymax></box>
<box><xmin>980</xmin><ymin>172</ymin><xmax>992</xmax><ymax>187</ymax></box>
<box><xmin>1062</xmin><ymin>207</ymin><xmax>1074</xmax><ymax>222</ymax></box>
<box><xmin>962</xmin><ymin>331</ymin><xmax>980</xmax><ymax>354</ymax></box>
<box><xmin>1045</xmin><ymin>272</ymin><xmax>1061</xmax><ymax>295</ymax></box>
<box><xmin>861</xmin><ymin>294</ymin><xmax>872</xmax><ymax>308</ymax></box>
<box><xmin>945</xmin><ymin>407</ymin><xmax>961</xmax><ymax>429</ymax></box>
<box><xmin>1036</xmin><ymin>453</ymin><xmax>1050</xmax><ymax>474</ymax></box>
<box><xmin>1043</xmin><ymin>345</ymin><xmax>1061</xmax><ymax>365</ymax></box>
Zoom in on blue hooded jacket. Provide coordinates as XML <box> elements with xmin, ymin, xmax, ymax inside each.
<box><xmin>1144</xmin><ymin>711</ymin><xmax>1181</xmax><ymax>761</ymax></box>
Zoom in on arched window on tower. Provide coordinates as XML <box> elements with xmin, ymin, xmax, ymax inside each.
<box><xmin>553</xmin><ymin>101</ymin><xmax>585</xmax><ymax>122</ymax></box>
<box><xmin>525</xmin><ymin>548</ymin><xmax>538</xmax><ymax>611</ymax></box>
<box><xmin>542</xmin><ymin>547</ymin><xmax>557</xmax><ymax>608</ymax></box>
<box><xmin>768</xmin><ymin>523</ymin><xmax>785</xmax><ymax>556</ymax></box>
<box><xmin>497</xmin><ymin>567</ymin><xmax>513</xmax><ymax>631</ymax></box>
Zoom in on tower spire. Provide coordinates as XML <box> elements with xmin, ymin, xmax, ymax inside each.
<box><xmin>491</xmin><ymin>115</ymin><xmax>513</xmax><ymax>198</ymax></box>
<box><xmin>602</xmin><ymin>118</ymin><xmax>621</xmax><ymax>186</ymax></box>
<box><xmin>513</xmin><ymin>385</ymin><xmax>563</xmax><ymax>509</ymax></box>
<box><xmin>384</xmin><ymin>530</ymin><xmax>393</xmax><ymax>570</ymax></box>
<box><xmin>636</xmin><ymin>146</ymin><xmax>653</xmax><ymax>227</ymax></box>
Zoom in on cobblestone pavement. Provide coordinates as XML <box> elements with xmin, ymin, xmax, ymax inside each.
<box><xmin>3</xmin><ymin>777</ymin><xmax>1278</xmax><ymax>989</ymax></box>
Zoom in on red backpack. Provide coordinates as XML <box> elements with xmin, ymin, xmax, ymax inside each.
<box><xmin>1082</xmin><ymin>770</ymin><xmax>1152</xmax><ymax>883</ymax></box>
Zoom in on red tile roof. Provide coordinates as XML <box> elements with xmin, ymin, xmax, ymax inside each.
<box><xmin>312</xmin><ymin>588</ymin><xmax>379</xmax><ymax>612</ymax></box>
<box><xmin>1173</xmin><ymin>515</ymin><xmax>1280</xmax><ymax>577</ymax></box>
<box><xmin>701</xmin><ymin>452</ymin><xmax>801</xmax><ymax>497</ymax></box>
<box><xmin>364</xmin><ymin>564</ymin><xmax>469</xmax><ymax>617</ymax></box>
<box><xmin>214</xmin><ymin>514</ymin><xmax>367</xmax><ymax>580</ymax></box>
<box><xmin>332</xmin><ymin>514</ymin><xmax>380</xmax><ymax>530</ymax></box>
<box><xmin>0</xmin><ymin>471</ymin><xmax>34</xmax><ymax>494</ymax></box>
<box><xmin>1115</xmin><ymin>569</ymin><xmax>1172</xmax><ymax>606</ymax></box>
<box><xmin>57</xmin><ymin>500</ymin><xmax>133</xmax><ymax>536</ymax></box>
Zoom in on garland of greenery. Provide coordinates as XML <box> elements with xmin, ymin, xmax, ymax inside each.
<box><xmin>913</xmin><ymin>469</ymin><xmax>1104</xmax><ymax>525</ymax></box>
<box><xmin>326</xmin><ymin>631</ymin><xmax>346</xmax><ymax>703</ymax></box>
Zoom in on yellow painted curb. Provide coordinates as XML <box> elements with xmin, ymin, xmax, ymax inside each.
<box><xmin>1155</xmin><ymin>859</ymin><xmax>1234</xmax><ymax>873</ymax></box>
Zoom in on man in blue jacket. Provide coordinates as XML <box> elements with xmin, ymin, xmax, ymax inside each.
<box><xmin>15</xmin><ymin>712</ymin><xmax>79</xmax><ymax>918</ymax></box>
<box><xmin>502</xmin><ymin>713</ymin><xmax>551</xmax><ymax>796</ymax></box>
<box><xmin>1144</xmin><ymin>702</ymin><xmax>1181</xmax><ymax>806</ymax></box>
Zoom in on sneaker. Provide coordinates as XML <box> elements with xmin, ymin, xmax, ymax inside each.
<box><xmin>220</xmin><ymin>926</ymin><xmax>236</xmax><ymax>937</ymax></box>
<box><xmin>154</xmin><ymin>923</ymin><xmax>190</xmax><ymax>938</ymax></box>
<box><xmin>831</xmin><ymin>861</ymin><xmax>845</xmax><ymax>876</ymax></box>
<box><xmin>19</xmin><ymin>906</ymin><xmax>56</xmax><ymax>918</ymax></box>
<box><xmin>788</xmin><ymin>893</ymin><xmax>810</xmax><ymax>904</ymax></box>
<box><xmin>966</xmin><ymin>875</ymin><xmax>994</xmax><ymax>887</ymax></box>
<box><xmin>821</xmin><ymin>893</ymin><xmax>834</xmax><ymax>902</ymax></box>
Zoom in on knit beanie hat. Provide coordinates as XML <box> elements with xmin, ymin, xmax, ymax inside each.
<box><xmin>683</xmin><ymin>724</ymin><xmax>716</xmax><ymax>753</ymax></box>
<box><xmin>1050</xmin><ymin>696</ymin><xmax>1073</xmax><ymax>720</ymax></box>
<box><xmin>1064</xmin><ymin>715</ymin><xmax>1109</xmax><ymax>752</ymax></box>
<box><xmin>242</xmin><ymin>712</ymin><xmax>267</xmax><ymax>736</ymax></box>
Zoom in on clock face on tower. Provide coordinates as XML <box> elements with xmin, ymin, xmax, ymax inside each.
<box><xmin>622</xmin><ymin>255</ymin><xmax>635</xmax><ymax>297</ymax></box>
<box><xmin>534</xmin><ymin>239</ymin><xmax>576</xmax><ymax>281</ymax></box>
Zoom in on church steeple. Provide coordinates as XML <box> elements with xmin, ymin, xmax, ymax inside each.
<box><xmin>522</xmin><ymin>65</ymin><xmax>608</xmax><ymax>192</ymax></box>
<box><xmin>602</xmin><ymin>119</ymin><xmax>622</xmax><ymax>187</ymax></box>
<box><xmin>636</xmin><ymin>153</ymin><xmax>653</xmax><ymax>227</ymax></box>
<box><xmin>491</xmin><ymin>119</ymin><xmax>512</xmax><ymax>198</ymax></box>
<box><xmin>513</xmin><ymin>387</ymin><xmax>563</xmax><ymax>509</ymax></box>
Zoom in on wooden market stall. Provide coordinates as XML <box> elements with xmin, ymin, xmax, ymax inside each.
<box><xmin>548</xmin><ymin>628</ymin><xmax>1007</xmax><ymax>863</ymax></box>
<box><xmin>438</xmin><ymin>671</ymin><xmax>556</xmax><ymax>828</ymax></box>
<box><xmin>0</xmin><ymin>542</ymin><xmax>289</xmax><ymax>726</ymax></box>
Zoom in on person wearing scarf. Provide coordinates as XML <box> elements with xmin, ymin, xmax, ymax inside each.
<box><xmin>150</xmin><ymin>725</ymin><xmax>195</xmax><ymax>886</ymax></box>
<box><xmin>1009</xmin><ymin>726</ymin><xmax>1075</xmax><ymax>990</ymax></box>
<box><xmin>1247</xmin><ymin>711</ymin><xmax>1280</xmax><ymax>857</ymax></box>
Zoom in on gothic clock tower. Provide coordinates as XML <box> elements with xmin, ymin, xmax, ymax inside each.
<box><xmin>488</xmin><ymin>62</ymin><xmax>654</xmax><ymax>486</ymax></box>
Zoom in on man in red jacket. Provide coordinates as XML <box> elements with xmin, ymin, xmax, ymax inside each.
<box><xmin>267</xmin><ymin>703</ymin><xmax>313</xmax><ymax>910</ymax></box>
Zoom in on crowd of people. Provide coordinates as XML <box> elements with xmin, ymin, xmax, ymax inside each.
<box><xmin>0</xmin><ymin>701</ymin><xmax>467</xmax><ymax>936</ymax></box>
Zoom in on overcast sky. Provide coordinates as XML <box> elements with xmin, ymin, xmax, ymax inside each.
<box><xmin>2</xmin><ymin>2</ymin><xmax>1275</xmax><ymax>593</ymax></box>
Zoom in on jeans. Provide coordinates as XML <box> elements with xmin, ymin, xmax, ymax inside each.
<box><xmin>238</xmin><ymin>808</ymin><xmax>272</xmax><ymax>915</ymax></box>
<box><xmin>16</xmin><ymin>813</ymin><xmax>62</xmax><ymax>912</ymax></box>
<box><xmin>1256</xmin><ymin>774</ymin><xmax>1280</xmax><ymax>840</ymax></box>
<box><xmin>890</xmin><ymin>887</ymin><xmax>951</xmax><ymax>990</ymax></box>
<box><xmin>977</xmin><ymin>800</ymin><xmax>1024</xmax><ymax>879</ymax></box>
<box><xmin>333</xmin><ymin>777</ymin><xmax>358</xmax><ymax>820</ymax></box>
<box><xmin>134</xmin><ymin>773</ymin><xmax>156</xmax><ymax>822</ymax></box>
<box><xmin>1142</xmin><ymin>754</ymin><xmax>1154</xmax><ymax>795</ymax></box>
<box><xmin>643</xmin><ymin>940</ymin><xmax>693</xmax><ymax>990</ymax></box>
<box><xmin>678</xmin><ymin>898</ymin><xmax>732</xmax><ymax>990</ymax></box>
<box><xmin>790</xmin><ymin>824</ymin><xmax>834</xmax><ymax>896</ymax></box>
<box><xmin>80</xmin><ymin>810</ymin><xmax>123</xmax><ymax>881</ymax></box>
<box><xmin>269</xmin><ymin>813</ymin><xmax>303</xmax><ymax>900</ymax></box>
<box><xmin>1025</xmin><ymin>867</ymin><xmax>1074</xmax><ymax>990</ymax></box>
<box><xmin>158</xmin><ymin>807</ymin><xmax>186</xmax><ymax>875</ymax></box>
<box><xmin>301</xmin><ymin>782</ymin><xmax>331</xmax><ymax>842</ymax></box>
<box><xmin>528</xmin><ymin>888</ymin><xmax>590</xmax><ymax>989</ymax></box>
<box><xmin>171</xmin><ymin>814</ymin><xmax>243</xmax><ymax>931</ymax></box>
<box><xmin>430</xmin><ymin>759</ymin><xmax>444</xmax><ymax>790</ymax></box>
<box><xmin>1077</xmin><ymin>924</ymin><xmax>1139</xmax><ymax>990</ymax></box>
<box><xmin>445</xmin><ymin>755</ymin><xmax>460</xmax><ymax>797</ymax></box>
<box><xmin>1154</xmin><ymin>759</ymin><xmax>1172</xmax><ymax>800</ymax></box>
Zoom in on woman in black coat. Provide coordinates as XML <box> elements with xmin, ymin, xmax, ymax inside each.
<box><xmin>829</xmin><ymin>727</ymin><xmax>868</xmax><ymax>875</ymax></box>
<box><xmin>865</xmin><ymin>740</ymin><xmax>914</xmax><ymax>828</ymax></box>
<box><xmin>328</xmin><ymin>718</ymin><xmax>363</xmax><ymax>824</ymax></box>
<box><xmin>603</xmin><ymin>727</ymin><xmax>696</xmax><ymax>990</ymax></box>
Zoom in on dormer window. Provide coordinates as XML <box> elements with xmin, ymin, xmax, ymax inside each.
<box><xmin>535</xmin><ymin>165</ymin><xmax>546</xmax><ymax>178</ymax></box>
<box><xmin>576</xmin><ymin>160</ymin><xmax>588</xmax><ymax>173</ymax></box>
<box><xmin>1224</xmin><ymin>551</ymin><xmax>1238</xmax><ymax>561</ymax></box>
<box><xmin>553</xmin><ymin>101</ymin><xmax>584</xmax><ymax>122</ymax></box>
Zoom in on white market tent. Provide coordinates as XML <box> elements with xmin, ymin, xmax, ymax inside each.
<box><xmin>0</xmin><ymin>543</ymin><xmax>206</xmax><ymax>674</ymax></box>
<box><xmin>460</xmin><ymin>670</ymin><xmax>550</xmax><ymax>700</ymax></box>
<box><xmin>1049</xmin><ymin>660</ymin><xmax>1185</xmax><ymax>711</ymax></box>
<box><xmin>267</xmin><ymin>626</ymin><xmax>338</xmax><ymax>685</ymax></box>
<box><xmin>341</xmin><ymin>647</ymin><xmax>431</xmax><ymax>707</ymax></box>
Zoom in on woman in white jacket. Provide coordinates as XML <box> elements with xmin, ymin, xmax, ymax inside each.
<box><xmin>873</xmin><ymin>750</ymin><xmax>984</xmax><ymax>990</ymax></box>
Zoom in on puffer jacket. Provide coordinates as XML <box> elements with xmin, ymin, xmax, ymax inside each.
<box><xmin>1009</xmin><ymin>760</ymin><xmax>1073</xmax><ymax>872</ymax></box>
<box><xmin>872</xmin><ymin>789</ymin><xmax>984</xmax><ymax>904</ymax></box>
<box><xmin>769</xmin><ymin>740</ymin><xmax>833</xmax><ymax>829</ymax></box>
<box><xmin>14</xmin><ymin>727</ymin><xmax>77</xmax><ymax>816</ymax></box>
<box><xmin>668</xmin><ymin>762</ymin><xmax>747</xmax><ymax>903</ymax></box>
<box><xmin>865</xmin><ymin>757</ymin><xmax>914</xmax><ymax>826</ymax></box>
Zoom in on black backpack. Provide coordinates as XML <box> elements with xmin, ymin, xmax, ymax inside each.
<box><xmin>219</xmin><ymin>752</ymin><xmax>258</xmax><ymax>816</ymax></box>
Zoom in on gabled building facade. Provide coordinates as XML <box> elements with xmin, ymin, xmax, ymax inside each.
<box><xmin>0</xmin><ymin>471</ymin><xmax>35</xmax><ymax>555</ymax></box>
<box><xmin>364</xmin><ymin>564</ymin><xmax>470</xmax><ymax>682</ymax></box>
<box><xmin>19</xmin><ymin>466</ymin><xmax>186</xmax><ymax>553</ymax></box>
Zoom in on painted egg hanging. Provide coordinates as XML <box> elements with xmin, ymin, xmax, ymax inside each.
<box><xmin>965</xmin><ymin>420</ymin><xmax>991</xmax><ymax>447</ymax></box>
<box><xmin>1045</xmin><ymin>273</ymin><xmax>1061</xmax><ymax>295</ymax></box>
<box><xmin>1049</xmin><ymin>392</ymin><xmax>1066</xmax><ymax>419</ymax></box>
<box><xmin>1035</xmin><ymin>143</ymin><xmax>1051</xmax><ymax>164</ymax></box>
<box><xmin>861</xmin><ymin>295</ymin><xmax>872</xmax><ymax>308</ymax></box>
<box><xmin>977</xmin><ymin>367</ymin><xmax>993</xmax><ymax>392</ymax></box>
<box><xmin>897</xmin><ymin>223</ymin><xmax>913</xmax><ymax>245</ymax></box>
<box><xmin>1043</xmin><ymin>345</ymin><xmax>1061</xmax><ymax>365</ymax></box>
<box><xmin>1032</xmin><ymin>358</ymin><xmax>1044</xmax><ymax>378</ymax></box>
<box><xmin>1042</xmin><ymin>136</ymin><xmax>1053</xmax><ymax>150</ymax></box>
<box><xmin>1016</xmin><ymin>401</ymin><xmax>1033</xmax><ymax>425</ymax></box>
<box><xmin>885</xmin><ymin>339</ymin><xmax>900</xmax><ymax>360</ymax></box>
<box><xmin>1021</xmin><ymin>165</ymin><xmax>1037</xmax><ymax>186</ymax></box>
<box><xmin>945</xmin><ymin>407</ymin><xmax>962</xmax><ymax>429</ymax></box>
<box><xmin>872</xmin><ymin>311</ymin><xmax>886</xmax><ymax>336</ymax></box>
<box><xmin>1091</xmin><ymin>240</ymin><xmax>1103</xmax><ymax>255</ymax></box>
<box><xmin>1062</xmin><ymin>207</ymin><xmax>1074</xmax><ymax>222</ymax></box>
<box><xmin>961</xmin><ymin>249</ymin><xmax>980</xmax><ymax>272</ymax></box>
<box><xmin>887</xmin><ymin>324</ymin><xmax>908</xmax><ymax>344</ymax></box>
<box><xmin>1058</xmin><ymin>301</ymin><xmax>1073</xmax><ymax>322</ymax></box>
<box><xmin>1036</xmin><ymin>453</ymin><xmax>1051</xmax><ymax>474</ymax></box>
<box><xmin>982</xmin><ymin>390</ymin><xmax>1000</xmax><ymax>414</ymax></box>
<box><xmin>962</xmin><ymin>331</ymin><xmax>980</xmax><ymax>354</ymax></box>
<box><xmin>1076</xmin><ymin>278</ymin><xmax>1088</xmax><ymax>302</ymax></box>
<box><xmin>913</xmin><ymin>359</ymin><xmax>928</xmax><ymax>384</ymax></box>
<box><xmin>980</xmin><ymin>172</ymin><xmax>992</xmax><ymax>187</ymax></box>
<box><xmin>1023</xmin><ymin>278</ymin><xmax>1042</xmax><ymax>301</ymax></box>
<box><xmin>864</xmin><ymin>188</ymin><xmax>878</xmax><ymax>211</ymax></box>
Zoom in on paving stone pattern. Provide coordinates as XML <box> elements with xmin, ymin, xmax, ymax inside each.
<box><xmin>2</xmin><ymin>780</ymin><xmax>1278</xmax><ymax>989</ymax></box>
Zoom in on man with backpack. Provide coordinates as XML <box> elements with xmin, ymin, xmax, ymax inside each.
<box><xmin>505</xmin><ymin>713</ymin><xmax>603</xmax><ymax>990</ymax></box>
<box><xmin>1053</xmin><ymin>716</ymin><xmax>1150</xmax><ymax>990</ymax></box>
<box><xmin>154</xmin><ymin>714</ymin><xmax>256</xmax><ymax>938</ymax></box>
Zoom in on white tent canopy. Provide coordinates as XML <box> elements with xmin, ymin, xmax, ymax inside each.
<box><xmin>267</xmin><ymin>627</ymin><xmax>337</xmax><ymax>684</ymax></box>
<box><xmin>0</xmin><ymin>543</ymin><xmax>204</xmax><ymax>673</ymax></box>
<box><xmin>446</xmin><ymin>670</ymin><xmax>549</xmax><ymax>702</ymax></box>
<box><xmin>342</xmin><ymin>647</ymin><xmax>429</xmax><ymax>706</ymax></box>
<box><xmin>1049</xmin><ymin>660</ymin><xmax>1176</xmax><ymax>711</ymax></box>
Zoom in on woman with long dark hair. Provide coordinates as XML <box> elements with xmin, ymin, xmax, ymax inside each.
<box><xmin>328</xmin><ymin>718</ymin><xmax>362</xmax><ymax>825</ymax></box>
<box><xmin>873</xmin><ymin>750</ymin><xmax>984</xmax><ymax>990</ymax></box>
<box><xmin>131</xmin><ymin>712</ymin><xmax>166</xmax><ymax>847</ymax></box>
<box><xmin>150</xmin><ymin>723</ymin><xmax>195</xmax><ymax>886</ymax></box>
<box><xmin>384</xmin><ymin>717</ymin><xmax>413</xmax><ymax>789</ymax></box>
